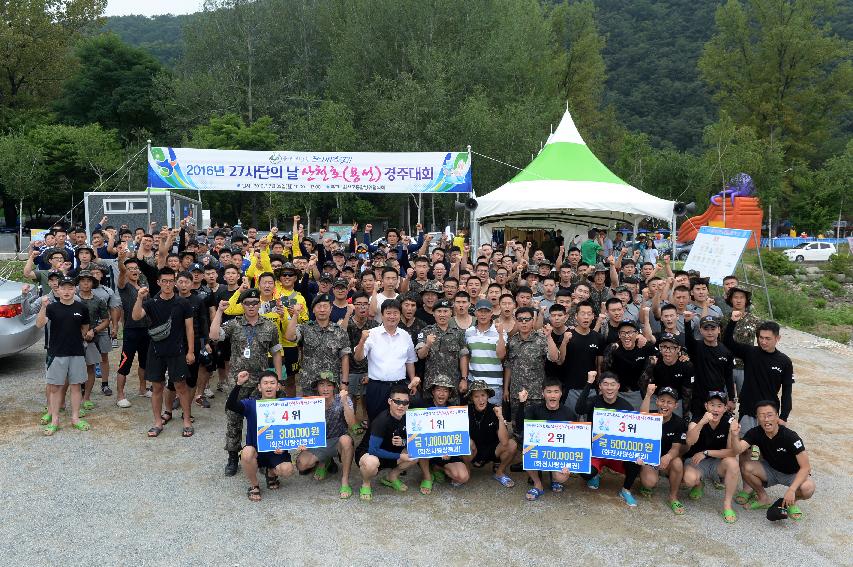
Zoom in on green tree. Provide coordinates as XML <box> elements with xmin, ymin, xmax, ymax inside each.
<box><xmin>699</xmin><ymin>0</ymin><xmax>853</xmax><ymax>163</ymax></box>
<box><xmin>0</xmin><ymin>134</ymin><xmax>46</xmax><ymax>225</ymax></box>
<box><xmin>787</xmin><ymin>141</ymin><xmax>853</xmax><ymax>233</ymax></box>
<box><xmin>55</xmin><ymin>33</ymin><xmax>165</xmax><ymax>139</ymax></box>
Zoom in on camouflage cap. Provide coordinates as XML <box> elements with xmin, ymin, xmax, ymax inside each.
<box><xmin>466</xmin><ymin>379</ymin><xmax>495</xmax><ymax>400</ymax></box>
<box><xmin>429</xmin><ymin>374</ymin><xmax>456</xmax><ymax>391</ymax></box>
<box><xmin>311</xmin><ymin>370</ymin><xmax>338</xmax><ymax>390</ymax></box>
<box><xmin>421</xmin><ymin>281</ymin><xmax>442</xmax><ymax>295</ymax></box>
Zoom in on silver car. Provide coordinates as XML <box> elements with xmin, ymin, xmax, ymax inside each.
<box><xmin>0</xmin><ymin>278</ymin><xmax>41</xmax><ymax>357</ymax></box>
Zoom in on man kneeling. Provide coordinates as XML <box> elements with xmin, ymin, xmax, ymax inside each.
<box><xmin>225</xmin><ymin>370</ymin><xmax>295</xmax><ymax>502</ymax></box>
<box><xmin>414</xmin><ymin>375</ymin><xmax>470</xmax><ymax>494</ymax></box>
<box><xmin>354</xmin><ymin>384</ymin><xmax>420</xmax><ymax>501</ymax></box>
<box><xmin>463</xmin><ymin>380</ymin><xmax>517</xmax><ymax>488</ymax></box>
<box><xmin>639</xmin><ymin>384</ymin><xmax>687</xmax><ymax>515</ymax></box>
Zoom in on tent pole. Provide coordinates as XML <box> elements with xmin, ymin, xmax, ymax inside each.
<box><xmin>467</xmin><ymin>144</ymin><xmax>479</xmax><ymax>256</ymax></box>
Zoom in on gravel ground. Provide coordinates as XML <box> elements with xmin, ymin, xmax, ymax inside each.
<box><xmin>0</xmin><ymin>331</ymin><xmax>850</xmax><ymax>567</ymax></box>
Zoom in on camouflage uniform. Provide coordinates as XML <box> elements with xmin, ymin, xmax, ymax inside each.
<box><xmin>415</xmin><ymin>324</ymin><xmax>469</xmax><ymax>390</ymax></box>
<box><xmin>588</xmin><ymin>284</ymin><xmax>612</xmax><ymax>314</ymax></box>
<box><xmin>724</xmin><ymin>310</ymin><xmax>761</xmax><ymax>370</ymax></box>
<box><xmin>506</xmin><ymin>331</ymin><xmax>549</xmax><ymax>402</ymax></box>
<box><xmin>408</xmin><ymin>278</ymin><xmax>431</xmax><ymax>295</ymax></box>
<box><xmin>295</xmin><ymin>320</ymin><xmax>351</xmax><ymax>394</ymax></box>
<box><xmin>219</xmin><ymin>316</ymin><xmax>282</xmax><ymax>452</ymax></box>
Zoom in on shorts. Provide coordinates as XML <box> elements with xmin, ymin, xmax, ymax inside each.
<box><xmin>355</xmin><ymin>447</ymin><xmax>400</xmax><ymax>471</ymax></box>
<box><xmin>282</xmin><ymin>346</ymin><xmax>300</xmax><ymax>379</ymax></box>
<box><xmin>691</xmin><ymin>456</ymin><xmax>723</xmax><ymax>483</ymax></box>
<box><xmin>45</xmin><ymin>355</ymin><xmax>87</xmax><ymax>385</ymax></box>
<box><xmin>84</xmin><ymin>341</ymin><xmax>102</xmax><ymax>365</ymax></box>
<box><xmin>760</xmin><ymin>460</ymin><xmax>801</xmax><ymax>488</ymax></box>
<box><xmin>118</xmin><ymin>327</ymin><xmax>150</xmax><ymax>375</ymax></box>
<box><xmin>304</xmin><ymin>436</ymin><xmax>344</xmax><ymax>462</ymax></box>
<box><xmin>430</xmin><ymin>455</ymin><xmax>464</xmax><ymax>466</ymax></box>
<box><xmin>733</xmin><ymin>368</ymin><xmax>744</xmax><ymax>394</ymax></box>
<box><xmin>471</xmin><ymin>440</ymin><xmax>499</xmax><ymax>465</ymax></box>
<box><xmin>348</xmin><ymin>372</ymin><xmax>366</xmax><ymax>397</ymax></box>
<box><xmin>94</xmin><ymin>333</ymin><xmax>112</xmax><ymax>354</ymax></box>
<box><xmin>145</xmin><ymin>346</ymin><xmax>189</xmax><ymax>383</ymax></box>
<box><xmin>739</xmin><ymin>414</ymin><xmax>758</xmax><ymax>438</ymax></box>
<box><xmin>256</xmin><ymin>450</ymin><xmax>292</xmax><ymax>470</ymax></box>
<box><xmin>214</xmin><ymin>339</ymin><xmax>231</xmax><ymax>369</ymax></box>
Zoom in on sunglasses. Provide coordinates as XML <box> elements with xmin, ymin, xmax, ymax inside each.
<box><xmin>390</xmin><ymin>398</ymin><xmax>410</xmax><ymax>406</ymax></box>
<box><xmin>281</xmin><ymin>273</ymin><xmax>296</xmax><ymax>277</ymax></box>
<box><xmin>242</xmin><ymin>301</ymin><xmax>260</xmax><ymax>307</ymax></box>
<box><xmin>515</xmin><ymin>317</ymin><xmax>533</xmax><ymax>323</ymax></box>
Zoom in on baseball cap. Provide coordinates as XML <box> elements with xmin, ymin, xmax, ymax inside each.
<box><xmin>706</xmin><ymin>390</ymin><xmax>728</xmax><ymax>403</ymax></box>
<box><xmin>616</xmin><ymin>319</ymin><xmax>638</xmax><ymax>331</ymax></box>
<box><xmin>766</xmin><ymin>498</ymin><xmax>789</xmax><ymax>522</ymax></box>
<box><xmin>656</xmin><ymin>386</ymin><xmax>679</xmax><ymax>400</ymax></box>
<box><xmin>474</xmin><ymin>299</ymin><xmax>493</xmax><ymax>311</ymax></box>
<box><xmin>190</xmin><ymin>263</ymin><xmax>204</xmax><ymax>272</ymax></box>
<box><xmin>58</xmin><ymin>276</ymin><xmax>75</xmax><ymax>286</ymax></box>
<box><xmin>658</xmin><ymin>332</ymin><xmax>680</xmax><ymax>346</ymax></box>
<box><xmin>699</xmin><ymin>315</ymin><xmax>720</xmax><ymax>328</ymax></box>
<box><xmin>46</xmin><ymin>270</ymin><xmax>63</xmax><ymax>280</ymax></box>
<box><xmin>333</xmin><ymin>278</ymin><xmax>348</xmax><ymax>288</ymax></box>
<box><xmin>238</xmin><ymin>288</ymin><xmax>261</xmax><ymax>303</ymax></box>
<box><xmin>434</xmin><ymin>298</ymin><xmax>452</xmax><ymax>310</ymax></box>
<box><xmin>319</xmin><ymin>275</ymin><xmax>333</xmax><ymax>284</ymax></box>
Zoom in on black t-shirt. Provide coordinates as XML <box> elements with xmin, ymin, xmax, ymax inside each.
<box><xmin>516</xmin><ymin>401</ymin><xmax>574</xmax><ymax>439</ymax></box>
<box><xmin>181</xmin><ymin>292</ymin><xmax>207</xmax><ymax>341</ymax></box>
<box><xmin>660</xmin><ymin>414</ymin><xmax>688</xmax><ymax>455</ymax></box>
<box><xmin>545</xmin><ymin>329</ymin><xmax>570</xmax><ymax>381</ymax></box>
<box><xmin>357</xmin><ymin>409</ymin><xmax>407</xmax><ymax>457</ymax></box>
<box><xmin>602</xmin><ymin>322</ymin><xmax>621</xmax><ymax>346</ymax></box>
<box><xmin>142</xmin><ymin>294</ymin><xmax>193</xmax><ymax>357</ymax></box>
<box><xmin>415</xmin><ymin>307</ymin><xmax>436</xmax><ymax>326</ymax></box>
<box><xmin>605</xmin><ymin>343</ymin><xmax>656</xmax><ymax>391</ymax></box>
<box><xmin>685</xmin><ymin>321</ymin><xmax>735</xmax><ymax>402</ymax></box>
<box><xmin>650</xmin><ymin>360</ymin><xmax>694</xmax><ymax>395</ymax></box>
<box><xmin>118</xmin><ymin>283</ymin><xmax>148</xmax><ymax>329</ymax></box>
<box><xmin>684</xmin><ymin>412</ymin><xmax>734</xmax><ymax>457</ymax></box>
<box><xmin>46</xmin><ymin>301</ymin><xmax>90</xmax><ymax>357</ymax></box>
<box><xmin>213</xmin><ymin>286</ymin><xmax>240</xmax><ymax>323</ymax></box>
<box><xmin>560</xmin><ymin>329</ymin><xmax>605</xmax><ymax>390</ymax></box>
<box><xmin>574</xmin><ymin>381</ymin><xmax>634</xmax><ymax>419</ymax></box>
<box><xmin>468</xmin><ymin>402</ymin><xmax>500</xmax><ymax>446</ymax></box>
<box><xmin>743</xmin><ymin>425</ymin><xmax>805</xmax><ymax>475</ymax></box>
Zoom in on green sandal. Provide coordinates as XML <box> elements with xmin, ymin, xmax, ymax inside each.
<box><xmin>688</xmin><ymin>483</ymin><xmax>704</xmax><ymax>500</ymax></box>
<box><xmin>431</xmin><ymin>470</ymin><xmax>447</xmax><ymax>484</ymax></box>
<box><xmin>669</xmin><ymin>500</ymin><xmax>686</xmax><ymax>515</ymax></box>
<box><xmin>339</xmin><ymin>485</ymin><xmax>352</xmax><ymax>499</ymax></box>
<box><xmin>39</xmin><ymin>411</ymin><xmax>52</xmax><ymax>425</ymax></box>
<box><xmin>82</xmin><ymin>401</ymin><xmax>95</xmax><ymax>411</ymax></box>
<box><xmin>722</xmin><ymin>508</ymin><xmax>737</xmax><ymax>524</ymax></box>
<box><xmin>78</xmin><ymin>409</ymin><xmax>88</xmax><ymax>418</ymax></box>
<box><xmin>359</xmin><ymin>486</ymin><xmax>372</xmax><ymax>501</ymax></box>
<box><xmin>313</xmin><ymin>464</ymin><xmax>328</xmax><ymax>481</ymax></box>
<box><xmin>638</xmin><ymin>486</ymin><xmax>654</xmax><ymax>499</ymax></box>
<box><xmin>419</xmin><ymin>479</ymin><xmax>433</xmax><ymax>495</ymax></box>
<box><xmin>380</xmin><ymin>478</ymin><xmax>408</xmax><ymax>492</ymax></box>
<box><xmin>745</xmin><ymin>499</ymin><xmax>771</xmax><ymax>510</ymax></box>
<box><xmin>42</xmin><ymin>424</ymin><xmax>60</xmax><ymax>436</ymax></box>
<box><xmin>786</xmin><ymin>504</ymin><xmax>802</xmax><ymax>520</ymax></box>
<box><xmin>72</xmin><ymin>420</ymin><xmax>91</xmax><ymax>431</ymax></box>
<box><xmin>349</xmin><ymin>423</ymin><xmax>364</xmax><ymax>437</ymax></box>
<box><xmin>734</xmin><ymin>490</ymin><xmax>754</xmax><ymax>505</ymax></box>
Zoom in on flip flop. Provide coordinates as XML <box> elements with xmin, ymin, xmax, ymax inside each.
<box><xmin>381</xmin><ymin>478</ymin><xmax>408</xmax><ymax>492</ymax></box>
<box><xmin>745</xmin><ymin>500</ymin><xmax>771</xmax><ymax>510</ymax></box>
<box><xmin>722</xmin><ymin>508</ymin><xmax>738</xmax><ymax>524</ymax></box>
<box><xmin>669</xmin><ymin>500</ymin><xmax>686</xmax><ymax>515</ymax></box>
<box><xmin>551</xmin><ymin>481</ymin><xmax>564</xmax><ymax>493</ymax></box>
<box><xmin>182</xmin><ymin>426</ymin><xmax>194</xmax><ymax>437</ymax></box>
<box><xmin>639</xmin><ymin>486</ymin><xmax>654</xmax><ymax>498</ymax></box>
<box><xmin>349</xmin><ymin>423</ymin><xmax>364</xmax><ymax>436</ymax></box>
<box><xmin>431</xmin><ymin>470</ymin><xmax>447</xmax><ymax>484</ymax></box>
<box><xmin>82</xmin><ymin>401</ymin><xmax>95</xmax><ymax>411</ymax></box>
<box><xmin>39</xmin><ymin>411</ymin><xmax>51</xmax><ymax>425</ymax></box>
<box><xmin>359</xmin><ymin>486</ymin><xmax>372</xmax><ymax>501</ymax></box>
<box><xmin>147</xmin><ymin>426</ymin><xmax>163</xmax><ymax>437</ymax></box>
<box><xmin>526</xmin><ymin>487</ymin><xmax>544</xmax><ymax>501</ymax></box>
<box><xmin>735</xmin><ymin>490</ymin><xmax>754</xmax><ymax>505</ymax></box>
<box><xmin>247</xmin><ymin>486</ymin><xmax>261</xmax><ymax>502</ymax></box>
<box><xmin>266</xmin><ymin>474</ymin><xmax>280</xmax><ymax>490</ymax></box>
<box><xmin>72</xmin><ymin>420</ymin><xmax>91</xmax><ymax>431</ymax></box>
<box><xmin>339</xmin><ymin>485</ymin><xmax>352</xmax><ymax>499</ymax></box>
<box><xmin>493</xmin><ymin>474</ymin><xmax>515</xmax><ymax>488</ymax></box>
<box><xmin>688</xmin><ymin>484</ymin><xmax>704</xmax><ymax>500</ymax></box>
<box><xmin>161</xmin><ymin>411</ymin><xmax>172</xmax><ymax>425</ymax></box>
<box><xmin>313</xmin><ymin>464</ymin><xmax>328</xmax><ymax>481</ymax></box>
<box><xmin>786</xmin><ymin>504</ymin><xmax>803</xmax><ymax>520</ymax></box>
<box><xmin>42</xmin><ymin>424</ymin><xmax>60</xmax><ymax>436</ymax></box>
<box><xmin>419</xmin><ymin>478</ymin><xmax>433</xmax><ymax>495</ymax></box>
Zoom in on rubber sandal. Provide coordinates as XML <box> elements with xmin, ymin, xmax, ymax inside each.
<box><xmin>313</xmin><ymin>464</ymin><xmax>328</xmax><ymax>481</ymax></box>
<box><xmin>419</xmin><ymin>479</ymin><xmax>433</xmax><ymax>495</ymax></box>
<box><xmin>349</xmin><ymin>423</ymin><xmax>364</xmax><ymax>436</ymax></box>
<box><xmin>72</xmin><ymin>420</ymin><xmax>91</xmax><ymax>431</ymax></box>
<box><xmin>82</xmin><ymin>401</ymin><xmax>95</xmax><ymax>411</ymax></box>
<box><xmin>786</xmin><ymin>505</ymin><xmax>802</xmax><ymax>520</ymax></box>
<box><xmin>39</xmin><ymin>411</ymin><xmax>51</xmax><ymax>425</ymax></box>
<box><xmin>266</xmin><ymin>474</ymin><xmax>280</xmax><ymax>490</ymax></box>
<box><xmin>380</xmin><ymin>478</ymin><xmax>408</xmax><ymax>492</ymax></box>
<box><xmin>551</xmin><ymin>481</ymin><xmax>564</xmax><ymax>493</ymax></box>
<box><xmin>78</xmin><ymin>409</ymin><xmax>88</xmax><ymax>418</ymax></box>
<box><xmin>688</xmin><ymin>483</ymin><xmax>704</xmax><ymax>500</ymax></box>
<box><xmin>745</xmin><ymin>500</ymin><xmax>771</xmax><ymax>510</ymax></box>
<box><xmin>722</xmin><ymin>508</ymin><xmax>737</xmax><ymax>524</ymax></box>
<box><xmin>359</xmin><ymin>486</ymin><xmax>372</xmax><ymax>501</ymax></box>
<box><xmin>734</xmin><ymin>490</ymin><xmax>754</xmax><ymax>505</ymax></box>
<box><xmin>639</xmin><ymin>486</ymin><xmax>654</xmax><ymax>498</ymax></box>
<box><xmin>493</xmin><ymin>474</ymin><xmax>515</xmax><ymax>488</ymax></box>
<box><xmin>161</xmin><ymin>411</ymin><xmax>172</xmax><ymax>425</ymax></box>
<box><xmin>42</xmin><ymin>424</ymin><xmax>60</xmax><ymax>436</ymax></box>
<box><xmin>713</xmin><ymin>481</ymin><xmax>725</xmax><ymax>490</ymax></box>
<box><xmin>526</xmin><ymin>487</ymin><xmax>544</xmax><ymax>501</ymax></box>
<box><xmin>247</xmin><ymin>486</ymin><xmax>261</xmax><ymax>502</ymax></box>
<box><xmin>669</xmin><ymin>500</ymin><xmax>686</xmax><ymax>515</ymax></box>
<box><xmin>339</xmin><ymin>485</ymin><xmax>352</xmax><ymax>499</ymax></box>
<box><xmin>431</xmin><ymin>470</ymin><xmax>447</xmax><ymax>484</ymax></box>
<box><xmin>182</xmin><ymin>426</ymin><xmax>194</xmax><ymax>437</ymax></box>
<box><xmin>147</xmin><ymin>426</ymin><xmax>163</xmax><ymax>437</ymax></box>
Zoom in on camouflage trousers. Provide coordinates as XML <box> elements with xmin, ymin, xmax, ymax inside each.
<box><xmin>224</xmin><ymin>380</ymin><xmax>260</xmax><ymax>452</ymax></box>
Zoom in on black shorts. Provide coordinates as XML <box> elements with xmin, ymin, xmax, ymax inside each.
<box><xmin>282</xmin><ymin>346</ymin><xmax>300</xmax><ymax>379</ymax></box>
<box><xmin>355</xmin><ymin>448</ymin><xmax>399</xmax><ymax>471</ymax></box>
<box><xmin>430</xmin><ymin>456</ymin><xmax>464</xmax><ymax>466</ymax></box>
<box><xmin>146</xmin><ymin>347</ymin><xmax>189</xmax><ymax>383</ymax></box>
<box><xmin>118</xmin><ymin>327</ymin><xmax>150</xmax><ymax>375</ymax></box>
<box><xmin>214</xmin><ymin>339</ymin><xmax>231</xmax><ymax>369</ymax></box>
<box><xmin>472</xmin><ymin>440</ymin><xmax>499</xmax><ymax>464</ymax></box>
<box><xmin>257</xmin><ymin>450</ymin><xmax>292</xmax><ymax>469</ymax></box>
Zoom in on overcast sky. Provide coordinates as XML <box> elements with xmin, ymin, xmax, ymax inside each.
<box><xmin>106</xmin><ymin>0</ymin><xmax>203</xmax><ymax>17</ymax></box>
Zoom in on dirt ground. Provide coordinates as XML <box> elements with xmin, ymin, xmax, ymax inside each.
<box><xmin>0</xmin><ymin>326</ymin><xmax>850</xmax><ymax>566</ymax></box>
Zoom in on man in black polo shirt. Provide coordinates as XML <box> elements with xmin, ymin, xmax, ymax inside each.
<box><xmin>639</xmin><ymin>332</ymin><xmax>694</xmax><ymax>417</ymax></box>
<box><xmin>602</xmin><ymin>320</ymin><xmax>655</xmax><ymax>410</ymax></box>
<box><xmin>560</xmin><ymin>301</ymin><xmax>604</xmax><ymax>414</ymax></box>
<box><xmin>595</xmin><ymin>297</ymin><xmax>624</xmax><ymax>346</ymax></box>
<box><xmin>684</xmin><ymin>313</ymin><xmax>735</xmax><ymax>418</ymax></box>
<box><xmin>639</xmin><ymin>384</ymin><xmax>687</xmax><ymax>515</ymax></box>
<box><xmin>730</xmin><ymin>400</ymin><xmax>814</xmax><ymax>519</ymax></box>
<box><xmin>723</xmin><ymin>314</ymin><xmax>794</xmax><ymax>434</ymax></box>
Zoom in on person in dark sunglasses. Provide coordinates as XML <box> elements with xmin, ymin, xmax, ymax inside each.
<box><xmin>354</xmin><ymin>384</ymin><xmax>420</xmax><ymax>501</ymax></box>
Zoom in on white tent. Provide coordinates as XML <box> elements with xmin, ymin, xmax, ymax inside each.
<box><xmin>473</xmin><ymin>110</ymin><xmax>675</xmax><ymax>246</ymax></box>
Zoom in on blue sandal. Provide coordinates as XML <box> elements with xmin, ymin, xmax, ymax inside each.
<box><xmin>493</xmin><ymin>474</ymin><xmax>515</xmax><ymax>488</ymax></box>
<box><xmin>551</xmin><ymin>481</ymin><xmax>564</xmax><ymax>493</ymax></box>
<box><xmin>526</xmin><ymin>487</ymin><xmax>544</xmax><ymax>501</ymax></box>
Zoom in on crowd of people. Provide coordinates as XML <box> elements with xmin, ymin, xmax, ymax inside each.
<box><xmin>25</xmin><ymin>217</ymin><xmax>813</xmax><ymax>521</ymax></box>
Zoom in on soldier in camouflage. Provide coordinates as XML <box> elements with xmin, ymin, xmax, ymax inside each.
<box><xmin>723</xmin><ymin>286</ymin><xmax>760</xmax><ymax>394</ymax></box>
<box><xmin>505</xmin><ymin>306</ymin><xmax>561</xmax><ymax>425</ymax></box>
<box><xmin>209</xmin><ymin>288</ymin><xmax>283</xmax><ymax>477</ymax></box>
<box><xmin>415</xmin><ymin>298</ymin><xmax>469</xmax><ymax>394</ymax></box>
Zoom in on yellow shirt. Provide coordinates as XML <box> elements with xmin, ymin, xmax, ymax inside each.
<box><xmin>224</xmin><ymin>287</ymin><xmax>308</xmax><ymax>348</ymax></box>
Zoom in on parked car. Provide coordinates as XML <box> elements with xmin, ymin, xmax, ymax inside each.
<box><xmin>674</xmin><ymin>241</ymin><xmax>694</xmax><ymax>261</ymax></box>
<box><xmin>783</xmin><ymin>242</ymin><xmax>837</xmax><ymax>262</ymax></box>
<box><xmin>0</xmin><ymin>278</ymin><xmax>41</xmax><ymax>357</ymax></box>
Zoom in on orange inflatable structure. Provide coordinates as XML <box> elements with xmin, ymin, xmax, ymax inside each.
<box><xmin>677</xmin><ymin>197</ymin><xmax>763</xmax><ymax>249</ymax></box>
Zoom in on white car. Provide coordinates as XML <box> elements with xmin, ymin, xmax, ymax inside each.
<box><xmin>783</xmin><ymin>242</ymin><xmax>837</xmax><ymax>262</ymax></box>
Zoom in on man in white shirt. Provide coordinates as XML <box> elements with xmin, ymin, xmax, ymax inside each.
<box><xmin>354</xmin><ymin>298</ymin><xmax>420</xmax><ymax>423</ymax></box>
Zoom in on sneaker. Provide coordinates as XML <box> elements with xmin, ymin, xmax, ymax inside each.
<box><xmin>116</xmin><ymin>398</ymin><xmax>132</xmax><ymax>408</ymax></box>
<box><xmin>195</xmin><ymin>395</ymin><xmax>211</xmax><ymax>409</ymax></box>
<box><xmin>94</xmin><ymin>363</ymin><xmax>102</xmax><ymax>379</ymax></box>
<box><xmin>101</xmin><ymin>384</ymin><xmax>113</xmax><ymax>396</ymax></box>
<box><xmin>620</xmin><ymin>488</ymin><xmax>638</xmax><ymax>507</ymax></box>
<box><xmin>145</xmin><ymin>387</ymin><xmax>153</xmax><ymax>398</ymax></box>
<box><xmin>586</xmin><ymin>475</ymin><xmax>600</xmax><ymax>490</ymax></box>
<box><xmin>204</xmin><ymin>388</ymin><xmax>214</xmax><ymax>398</ymax></box>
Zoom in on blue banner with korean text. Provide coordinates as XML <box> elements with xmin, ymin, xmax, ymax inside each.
<box><xmin>256</xmin><ymin>398</ymin><xmax>326</xmax><ymax>452</ymax></box>
<box><xmin>522</xmin><ymin>421</ymin><xmax>592</xmax><ymax>473</ymax></box>
<box><xmin>406</xmin><ymin>407</ymin><xmax>471</xmax><ymax>459</ymax></box>
<box><xmin>592</xmin><ymin>409</ymin><xmax>662</xmax><ymax>465</ymax></box>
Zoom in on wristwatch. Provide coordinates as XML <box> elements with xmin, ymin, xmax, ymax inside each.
<box><xmin>703</xmin><ymin>450</ymin><xmax>709</xmax><ymax>457</ymax></box>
